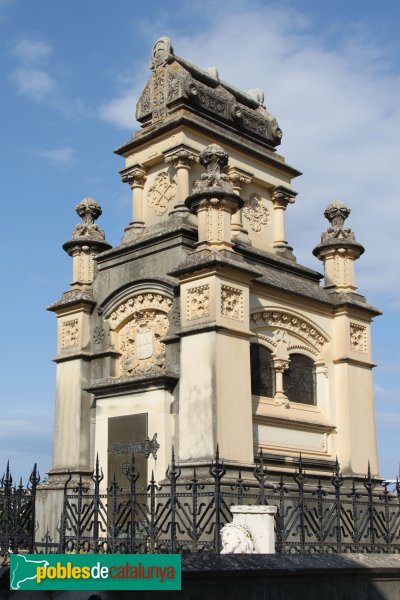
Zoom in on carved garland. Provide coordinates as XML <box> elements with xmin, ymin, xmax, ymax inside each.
<box><xmin>251</xmin><ymin>310</ymin><xmax>328</xmax><ymax>353</ymax></box>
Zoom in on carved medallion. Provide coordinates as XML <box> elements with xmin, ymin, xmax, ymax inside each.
<box><xmin>243</xmin><ymin>193</ymin><xmax>270</xmax><ymax>233</ymax></box>
<box><xmin>119</xmin><ymin>310</ymin><xmax>169</xmax><ymax>376</ymax></box>
<box><xmin>148</xmin><ymin>172</ymin><xmax>177</xmax><ymax>215</ymax></box>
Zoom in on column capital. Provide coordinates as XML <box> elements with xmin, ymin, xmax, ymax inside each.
<box><xmin>120</xmin><ymin>164</ymin><xmax>147</xmax><ymax>189</ymax></box>
<box><xmin>225</xmin><ymin>166</ymin><xmax>253</xmax><ymax>192</ymax></box>
<box><xmin>164</xmin><ymin>145</ymin><xmax>198</xmax><ymax>169</ymax></box>
<box><xmin>272</xmin><ymin>357</ymin><xmax>289</xmax><ymax>373</ymax></box>
<box><xmin>271</xmin><ymin>185</ymin><xmax>297</xmax><ymax>209</ymax></box>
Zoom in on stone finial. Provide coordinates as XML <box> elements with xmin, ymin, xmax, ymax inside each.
<box><xmin>193</xmin><ymin>144</ymin><xmax>233</xmax><ymax>194</ymax></box>
<box><xmin>70</xmin><ymin>198</ymin><xmax>105</xmax><ymax>241</ymax></box>
<box><xmin>150</xmin><ymin>36</ymin><xmax>173</xmax><ymax>69</ymax></box>
<box><xmin>313</xmin><ymin>200</ymin><xmax>364</xmax><ymax>292</ymax></box>
<box><xmin>322</xmin><ymin>200</ymin><xmax>355</xmax><ymax>242</ymax></box>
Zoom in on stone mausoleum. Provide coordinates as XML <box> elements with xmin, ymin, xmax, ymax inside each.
<box><xmin>37</xmin><ymin>37</ymin><xmax>381</xmax><ymax>534</ymax></box>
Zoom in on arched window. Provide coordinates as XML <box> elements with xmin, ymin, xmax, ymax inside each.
<box><xmin>283</xmin><ymin>353</ymin><xmax>316</xmax><ymax>405</ymax></box>
<box><xmin>250</xmin><ymin>343</ymin><xmax>275</xmax><ymax>397</ymax></box>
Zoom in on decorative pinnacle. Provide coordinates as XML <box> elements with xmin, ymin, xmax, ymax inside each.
<box><xmin>150</xmin><ymin>36</ymin><xmax>173</xmax><ymax>69</ymax></box>
<box><xmin>321</xmin><ymin>200</ymin><xmax>355</xmax><ymax>242</ymax></box>
<box><xmin>192</xmin><ymin>144</ymin><xmax>233</xmax><ymax>194</ymax></box>
<box><xmin>71</xmin><ymin>197</ymin><xmax>105</xmax><ymax>241</ymax></box>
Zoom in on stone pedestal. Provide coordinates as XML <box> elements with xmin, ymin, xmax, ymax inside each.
<box><xmin>231</xmin><ymin>505</ymin><xmax>277</xmax><ymax>553</ymax></box>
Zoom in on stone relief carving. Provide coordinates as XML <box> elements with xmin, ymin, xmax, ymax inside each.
<box><xmin>251</xmin><ymin>311</ymin><xmax>327</xmax><ymax>352</ymax></box>
<box><xmin>150</xmin><ymin>36</ymin><xmax>173</xmax><ymax>68</ymax></box>
<box><xmin>119</xmin><ymin>310</ymin><xmax>169</xmax><ymax>376</ymax></box>
<box><xmin>287</xmin><ymin>343</ymin><xmax>319</xmax><ymax>358</ymax></box>
<box><xmin>148</xmin><ymin>172</ymin><xmax>177</xmax><ymax>215</ymax></box>
<box><xmin>93</xmin><ymin>326</ymin><xmax>105</xmax><ymax>344</ymax></box>
<box><xmin>151</xmin><ymin>68</ymin><xmax>167</xmax><ymax>122</ymax></box>
<box><xmin>62</xmin><ymin>319</ymin><xmax>79</xmax><ymax>348</ymax></box>
<box><xmin>206</xmin><ymin>205</ymin><xmax>224</xmax><ymax>241</ymax></box>
<box><xmin>350</xmin><ymin>323</ymin><xmax>367</xmax><ymax>354</ymax></box>
<box><xmin>109</xmin><ymin>293</ymin><xmax>172</xmax><ymax>330</ymax></box>
<box><xmin>186</xmin><ymin>285</ymin><xmax>210</xmax><ymax>320</ymax></box>
<box><xmin>78</xmin><ymin>248</ymin><xmax>95</xmax><ymax>283</ymax></box>
<box><xmin>242</xmin><ymin>193</ymin><xmax>270</xmax><ymax>233</ymax></box>
<box><xmin>221</xmin><ymin>285</ymin><xmax>244</xmax><ymax>321</ymax></box>
<box><xmin>343</xmin><ymin>257</ymin><xmax>350</xmax><ymax>285</ymax></box>
<box><xmin>220</xmin><ymin>523</ymin><xmax>254</xmax><ymax>554</ymax></box>
<box><xmin>172</xmin><ymin>307</ymin><xmax>181</xmax><ymax>327</ymax></box>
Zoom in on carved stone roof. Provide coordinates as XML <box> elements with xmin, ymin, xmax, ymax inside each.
<box><xmin>47</xmin><ymin>289</ymin><xmax>96</xmax><ymax>312</ymax></box>
<box><xmin>134</xmin><ymin>37</ymin><xmax>282</xmax><ymax>149</ymax></box>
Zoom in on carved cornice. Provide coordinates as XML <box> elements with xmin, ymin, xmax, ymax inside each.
<box><xmin>271</xmin><ymin>186</ymin><xmax>297</xmax><ymax>209</ymax></box>
<box><xmin>120</xmin><ymin>164</ymin><xmax>147</xmax><ymax>189</ymax></box>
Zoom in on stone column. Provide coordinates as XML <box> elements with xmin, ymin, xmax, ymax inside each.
<box><xmin>36</xmin><ymin>198</ymin><xmax>111</xmax><ymax>548</ymax></box>
<box><xmin>164</xmin><ymin>145</ymin><xmax>197</xmax><ymax>219</ymax></box>
<box><xmin>273</xmin><ymin>358</ymin><xmax>289</xmax><ymax>406</ymax></box>
<box><xmin>120</xmin><ymin>164</ymin><xmax>147</xmax><ymax>242</ymax></box>
<box><xmin>226</xmin><ymin>166</ymin><xmax>252</xmax><ymax>245</ymax></box>
<box><xmin>271</xmin><ymin>185</ymin><xmax>297</xmax><ymax>254</ymax></box>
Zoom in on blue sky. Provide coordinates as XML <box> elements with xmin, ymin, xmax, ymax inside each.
<box><xmin>0</xmin><ymin>0</ymin><xmax>399</xmax><ymax>482</ymax></box>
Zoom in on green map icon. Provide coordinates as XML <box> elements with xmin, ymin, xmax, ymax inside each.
<box><xmin>10</xmin><ymin>554</ymin><xmax>49</xmax><ymax>590</ymax></box>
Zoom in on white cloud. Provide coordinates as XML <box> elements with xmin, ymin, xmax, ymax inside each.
<box><xmin>10</xmin><ymin>67</ymin><xmax>55</xmax><ymax>101</ymax></box>
<box><xmin>36</xmin><ymin>146</ymin><xmax>75</xmax><ymax>166</ymax></box>
<box><xmin>12</xmin><ymin>39</ymin><xmax>52</xmax><ymax>63</ymax></box>
<box><xmin>99</xmin><ymin>87</ymin><xmax>139</xmax><ymax>129</ymax></box>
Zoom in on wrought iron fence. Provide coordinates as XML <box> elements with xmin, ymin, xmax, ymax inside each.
<box><xmin>0</xmin><ymin>462</ymin><xmax>39</xmax><ymax>555</ymax></box>
<box><xmin>2</xmin><ymin>452</ymin><xmax>399</xmax><ymax>556</ymax></box>
<box><xmin>61</xmin><ymin>450</ymin><xmax>400</xmax><ymax>555</ymax></box>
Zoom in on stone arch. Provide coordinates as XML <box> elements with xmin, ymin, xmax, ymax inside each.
<box><xmin>102</xmin><ymin>282</ymin><xmax>173</xmax><ymax>377</ymax></box>
<box><xmin>250</xmin><ymin>308</ymin><xmax>329</xmax><ymax>355</ymax></box>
